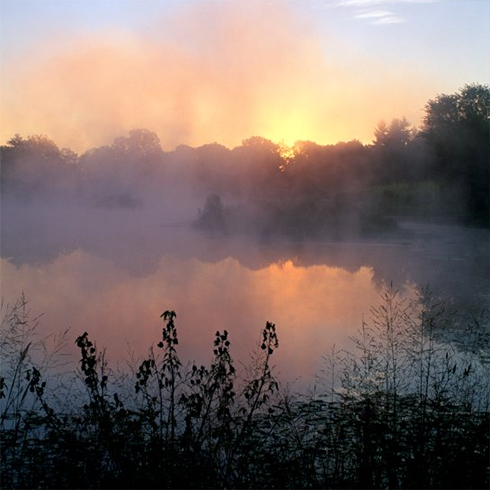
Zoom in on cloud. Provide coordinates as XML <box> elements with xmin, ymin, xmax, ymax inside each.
<box><xmin>372</xmin><ymin>15</ymin><xmax>404</xmax><ymax>24</ymax></box>
<box><xmin>354</xmin><ymin>9</ymin><xmax>395</xmax><ymax>17</ymax></box>
<box><xmin>337</xmin><ymin>0</ymin><xmax>438</xmax><ymax>25</ymax></box>
<box><xmin>354</xmin><ymin>9</ymin><xmax>404</xmax><ymax>23</ymax></box>
<box><xmin>337</xmin><ymin>0</ymin><xmax>436</xmax><ymax>6</ymax></box>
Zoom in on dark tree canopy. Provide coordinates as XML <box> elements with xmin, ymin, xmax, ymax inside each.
<box><xmin>4</xmin><ymin>134</ymin><xmax>61</xmax><ymax>159</ymax></box>
<box><xmin>373</xmin><ymin>118</ymin><xmax>413</xmax><ymax>149</ymax></box>
<box><xmin>422</xmin><ymin>84</ymin><xmax>489</xmax><ymax>224</ymax></box>
<box><xmin>423</xmin><ymin>84</ymin><xmax>490</xmax><ymax>132</ymax></box>
<box><xmin>112</xmin><ymin>129</ymin><xmax>163</xmax><ymax>156</ymax></box>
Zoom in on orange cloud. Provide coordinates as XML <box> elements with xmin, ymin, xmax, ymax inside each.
<box><xmin>0</xmin><ymin>2</ymin><xmax>439</xmax><ymax>151</ymax></box>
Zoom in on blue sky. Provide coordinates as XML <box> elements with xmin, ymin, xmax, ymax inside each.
<box><xmin>0</xmin><ymin>0</ymin><xmax>488</xmax><ymax>150</ymax></box>
<box><xmin>2</xmin><ymin>0</ymin><xmax>488</xmax><ymax>84</ymax></box>
<box><xmin>319</xmin><ymin>0</ymin><xmax>490</xmax><ymax>88</ymax></box>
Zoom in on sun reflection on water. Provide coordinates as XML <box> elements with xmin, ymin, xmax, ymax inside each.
<box><xmin>0</xmin><ymin>251</ymin><xmax>391</xmax><ymax>387</ymax></box>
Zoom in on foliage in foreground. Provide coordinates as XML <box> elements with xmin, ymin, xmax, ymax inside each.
<box><xmin>1</xmin><ymin>289</ymin><xmax>489</xmax><ymax>489</ymax></box>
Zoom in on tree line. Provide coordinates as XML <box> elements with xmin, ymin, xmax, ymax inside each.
<box><xmin>1</xmin><ymin>83</ymin><xmax>489</xmax><ymax>231</ymax></box>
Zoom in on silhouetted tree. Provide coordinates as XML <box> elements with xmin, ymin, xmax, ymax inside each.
<box><xmin>373</xmin><ymin>119</ymin><xmax>389</xmax><ymax>146</ymax></box>
<box><xmin>112</xmin><ymin>129</ymin><xmax>163</xmax><ymax>157</ymax></box>
<box><xmin>79</xmin><ymin>130</ymin><xmax>165</xmax><ymax>207</ymax></box>
<box><xmin>0</xmin><ymin>134</ymin><xmax>80</xmax><ymax>199</ymax></box>
<box><xmin>196</xmin><ymin>194</ymin><xmax>228</xmax><ymax>233</ymax></box>
<box><xmin>422</xmin><ymin>83</ymin><xmax>490</xmax><ymax>224</ymax></box>
<box><xmin>371</xmin><ymin>117</ymin><xmax>417</xmax><ymax>184</ymax></box>
<box><xmin>373</xmin><ymin>118</ymin><xmax>414</xmax><ymax>149</ymax></box>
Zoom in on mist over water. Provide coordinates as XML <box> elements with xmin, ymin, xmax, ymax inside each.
<box><xmin>2</xmin><ymin>189</ymin><xmax>488</xmax><ymax>387</ymax></box>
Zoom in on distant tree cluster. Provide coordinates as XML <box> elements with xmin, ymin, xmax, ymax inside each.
<box><xmin>1</xmin><ymin>289</ymin><xmax>488</xmax><ymax>489</ymax></box>
<box><xmin>195</xmin><ymin>194</ymin><xmax>228</xmax><ymax>233</ymax></box>
<box><xmin>1</xmin><ymin>84</ymin><xmax>488</xmax><ymax>231</ymax></box>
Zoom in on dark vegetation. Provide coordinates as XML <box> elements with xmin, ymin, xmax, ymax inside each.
<box><xmin>1</xmin><ymin>84</ymin><xmax>489</xmax><ymax>242</ymax></box>
<box><xmin>1</xmin><ymin>289</ymin><xmax>489</xmax><ymax>489</ymax></box>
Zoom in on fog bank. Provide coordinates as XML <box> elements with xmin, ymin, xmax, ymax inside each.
<box><xmin>0</xmin><ymin>2</ymin><xmax>438</xmax><ymax>151</ymax></box>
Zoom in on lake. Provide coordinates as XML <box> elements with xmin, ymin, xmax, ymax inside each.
<box><xmin>1</xmin><ymin>202</ymin><xmax>488</xmax><ymax>388</ymax></box>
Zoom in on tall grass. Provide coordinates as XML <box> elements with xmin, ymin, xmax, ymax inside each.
<box><xmin>1</xmin><ymin>288</ymin><xmax>488</xmax><ymax>489</ymax></box>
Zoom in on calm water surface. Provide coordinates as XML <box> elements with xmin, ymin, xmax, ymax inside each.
<box><xmin>1</xmin><ymin>209</ymin><xmax>488</xmax><ymax>386</ymax></box>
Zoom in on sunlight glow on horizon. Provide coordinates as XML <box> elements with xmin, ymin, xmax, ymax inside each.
<box><xmin>0</xmin><ymin>1</ymin><xmax>448</xmax><ymax>152</ymax></box>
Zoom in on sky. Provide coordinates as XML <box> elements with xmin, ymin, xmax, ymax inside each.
<box><xmin>0</xmin><ymin>0</ymin><xmax>489</xmax><ymax>151</ymax></box>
